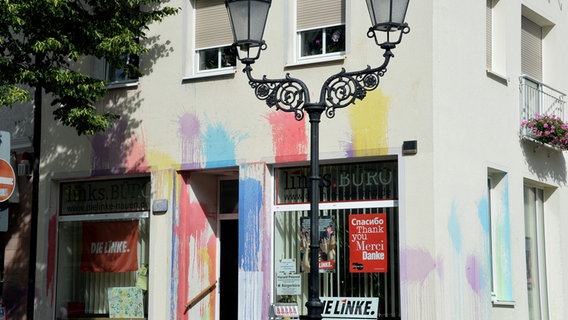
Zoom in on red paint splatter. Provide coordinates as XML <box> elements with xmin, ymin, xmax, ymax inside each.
<box><xmin>175</xmin><ymin>175</ymin><xmax>191</xmax><ymax>319</ymax></box>
<box><xmin>266</xmin><ymin>112</ymin><xmax>308</xmax><ymax>163</ymax></box>
<box><xmin>125</xmin><ymin>128</ymin><xmax>149</xmax><ymax>173</ymax></box>
<box><xmin>174</xmin><ymin>173</ymin><xmax>218</xmax><ymax>318</ymax></box>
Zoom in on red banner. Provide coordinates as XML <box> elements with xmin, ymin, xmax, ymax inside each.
<box><xmin>81</xmin><ymin>220</ymin><xmax>139</xmax><ymax>272</ymax></box>
<box><xmin>349</xmin><ymin>213</ymin><xmax>388</xmax><ymax>273</ymax></box>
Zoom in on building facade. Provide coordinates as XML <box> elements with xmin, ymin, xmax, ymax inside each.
<box><xmin>1</xmin><ymin>0</ymin><xmax>568</xmax><ymax>319</ymax></box>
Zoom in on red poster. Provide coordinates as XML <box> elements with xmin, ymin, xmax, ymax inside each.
<box><xmin>81</xmin><ymin>220</ymin><xmax>139</xmax><ymax>272</ymax></box>
<box><xmin>349</xmin><ymin>213</ymin><xmax>388</xmax><ymax>273</ymax></box>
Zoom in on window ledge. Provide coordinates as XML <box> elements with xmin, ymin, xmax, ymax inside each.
<box><xmin>286</xmin><ymin>54</ymin><xmax>346</xmax><ymax>68</ymax></box>
<box><xmin>106</xmin><ymin>80</ymin><xmax>139</xmax><ymax>90</ymax></box>
<box><xmin>183</xmin><ymin>68</ymin><xmax>237</xmax><ymax>81</ymax></box>
<box><xmin>486</xmin><ymin>69</ymin><xmax>509</xmax><ymax>85</ymax></box>
<box><xmin>492</xmin><ymin>299</ymin><xmax>516</xmax><ymax>308</ymax></box>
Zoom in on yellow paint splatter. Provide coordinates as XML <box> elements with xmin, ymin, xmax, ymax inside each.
<box><xmin>147</xmin><ymin>149</ymin><xmax>178</xmax><ymax>170</ymax></box>
<box><xmin>348</xmin><ymin>89</ymin><xmax>390</xmax><ymax>156</ymax></box>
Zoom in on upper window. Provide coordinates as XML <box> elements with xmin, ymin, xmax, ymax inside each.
<box><xmin>486</xmin><ymin>0</ymin><xmax>507</xmax><ymax>78</ymax></box>
<box><xmin>192</xmin><ymin>0</ymin><xmax>236</xmax><ymax>75</ymax></box>
<box><xmin>93</xmin><ymin>54</ymin><xmax>139</xmax><ymax>87</ymax></box>
<box><xmin>105</xmin><ymin>54</ymin><xmax>139</xmax><ymax>84</ymax></box>
<box><xmin>296</xmin><ymin>0</ymin><xmax>345</xmax><ymax>61</ymax></box>
<box><xmin>521</xmin><ymin>16</ymin><xmax>543</xmax><ymax>81</ymax></box>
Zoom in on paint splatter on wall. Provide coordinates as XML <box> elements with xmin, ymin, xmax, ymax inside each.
<box><xmin>266</xmin><ymin>112</ymin><xmax>308</xmax><ymax>163</ymax></box>
<box><xmin>346</xmin><ymin>90</ymin><xmax>390</xmax><ymax>157</ymax></box>
<box><xmin>238</xmin><ymin>164</ymin><xmax>270</xmax><ymax>319</ymax></box>
<box><xmin>91</xmin><ymin>119</ymin><xmax>149</xmax><ymax>174</ymax></box>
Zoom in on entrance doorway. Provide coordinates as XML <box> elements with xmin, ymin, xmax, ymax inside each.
<box><xmin>218</xmin><ymin>179</ymin><xmax>238</xmax><ymax>320</ymax></box>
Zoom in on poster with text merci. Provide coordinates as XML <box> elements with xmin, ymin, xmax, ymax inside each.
<box><xmin>349</xmin><ymin>213</ymin><xmax>387</xmax><ymax>273</ymax></box>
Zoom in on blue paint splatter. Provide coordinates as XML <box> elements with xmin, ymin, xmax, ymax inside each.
<box><xmin>477</xmin><ymin>195</ymin><xmax>490</xmax><ymax>234</ymax></box>
<box><xmin>203</xmin><ymin>124</ymin><xmax>237</xmax><ymax>168</ymax></box>
<box><xmin>239</xmin><ymin>178</ymin><xmax>263</xmax><ymax>272</ymax></box>
<box><xmin>497</xmin><ymin>177</ymin><xmax>513</xmax><ymax>300</ymax></box>
<box><xmin>448</xmin><ymin>202</ymin><xmax>462</xmax><ymax>253</ymax></box>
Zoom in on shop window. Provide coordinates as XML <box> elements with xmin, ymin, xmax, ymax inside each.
<box><xmin>274</xmin><ymin>161</ymin><xmax>400</xmax><ymax>319</ymax></box>
<box><xmin>524</xmin><ymin>185</ymin><xmax>549</xmax><ymax>320</ymax></box>
<box><xmin>55</xmin><ymin>178</ymin><xmax>150</xmax><ymax>319</ymax></box>
<box><xmin>296</xmin><ymin>0</ymin><xmax>345</xmax><ymax>62</ymax></box>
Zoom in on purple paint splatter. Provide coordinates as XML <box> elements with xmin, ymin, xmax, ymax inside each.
<box><xmin>466</xmin><ymin>255</ymin><xmax>482</xmax><ymax>294</ymax></box>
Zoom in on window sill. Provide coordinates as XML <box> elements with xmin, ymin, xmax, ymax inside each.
<box><xmin>492</xmin><ymin>299</ymin><xmax>515</xmax><ymax>308</ymax></box>
<box><xmin>106</xmin><ymin>80</ymin><xmax>139</xmax><ymax>90</ymax></box>
<box><xmin>183</xmin><ymin>68</ymin><xmax>237</xmax><ymax>82</ymax></box>
<box><xmin>286</xmin><ymin>54</ymin><xmax>346</xmax><ymax>68</ymax></box>
<box><xmin>486</xmin><ymin>69</ymin><xmax>509</xmax><ymax>85</ymax></box>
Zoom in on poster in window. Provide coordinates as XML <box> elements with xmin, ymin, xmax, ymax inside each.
<box><xmin>349</xmin><ymin>213</ymin><xmax>388</xmax><ymax>273</ymax></box>
<box><xmin>300</xmin><ymin>217</ymin><xmax>336</xmax><ymax>273</ymax></box>
<box><xmin>81</xmin><ymin>220</ymin><xmax>139</xmax><ymax>272</ymax></box>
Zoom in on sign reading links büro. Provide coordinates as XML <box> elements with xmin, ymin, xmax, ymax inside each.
<box><xmin>60</xmin><ymin>177</ymin><xmax>150</xmax><ymax>215</ymax></box>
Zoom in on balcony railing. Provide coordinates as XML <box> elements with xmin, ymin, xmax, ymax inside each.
<box><xmin>520</xmin><ymin>75</ymin><xmax>566</xmax><ymax>138</ymax></box>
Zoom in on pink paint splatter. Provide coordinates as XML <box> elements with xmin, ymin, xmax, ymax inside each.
<box><xmin>401</xmin><ymin>248</ymin><xmax>437</xmax><ymax>284</ymax></box>
<box><xmin>174</xmin><ymin>175</ymin><xmax>191</xmax><ymax>319</ymax></box>
<box><xmin>91</xmin><ymin>119</ymin><xmax>148</xmax><ymax>174</ymax></box>
<box><xmin>266</xmin><ymin>112</ymin><xmax>307</xmax><ymax>163</ymax></box>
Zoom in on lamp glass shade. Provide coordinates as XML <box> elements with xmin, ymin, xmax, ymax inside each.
<box><xmin>366</xmin><ymin>0</ymin><xmax>409</xmax><ymax>31</ymax></box>
<box><xmin>226</xmin><ymin>0</ymin><xmax>271</xmax><ymax>47</ymax></box>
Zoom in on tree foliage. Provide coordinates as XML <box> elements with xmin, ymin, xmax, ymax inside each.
<box><xmin>0</xmin><ymin>0</ymin><xmax>179</xmax><ymax>135</ymax></box>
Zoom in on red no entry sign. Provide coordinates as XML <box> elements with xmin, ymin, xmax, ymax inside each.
<box><xmin>0</xmin><ymin>158</ymin><xmax>15</xmax><ymax>202</ymax></box>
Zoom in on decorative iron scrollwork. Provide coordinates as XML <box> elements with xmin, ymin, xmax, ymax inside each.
<box><xmin>243</xmin><ymin>48</ymin><xmax>395</xmax><ymax>121</ymax></box>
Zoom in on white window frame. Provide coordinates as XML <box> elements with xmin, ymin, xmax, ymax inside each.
<box><xmin>487</xmin><ymin>169</ymin><xmax>514</xmax><ymax>306</ymax></box>
<box><xmin>286</xmin><ymin>0</ymin><xmax>349</xmax><ymax>66</ymax></box>
<box><xmin>486</xmin><ymin>0</ymin><xmax>508</xmax><ymax>81</ymax></box>
<box><xmin>184</xmin><ymin>0</ymin><xmax>237</xmax><ymax>80</ymax></box>
<box><xmin>524</xmin><ymin>184</ymin><xmax>549</xmax><ymax>320</ymax></box>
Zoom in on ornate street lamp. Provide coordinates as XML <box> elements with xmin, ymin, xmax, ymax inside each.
<box><xmin>225</xmin><ymin>1</ymin><xmax>410</xmax><ymax>319</ymax></box>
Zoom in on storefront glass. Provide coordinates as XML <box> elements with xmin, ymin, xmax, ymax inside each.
<box><xmin>274</xmin><ymin>161</ymin><xmax>400</xmax><ymax>319</ymax></box>
<box><xmin>54</xmin><ymin>178</ymin><xmax>150</xmax><ymax>319</ymax></box>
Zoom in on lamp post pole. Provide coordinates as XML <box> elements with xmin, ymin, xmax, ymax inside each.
<box><xmin>304</xmin><ymin>103</ymin><xmax>325</xmax><ymax>319</ymax></box>
<box><xmin>226</xmin><ymin>1</ymin><xmax>410</xmax><ymax>318</ymax></box>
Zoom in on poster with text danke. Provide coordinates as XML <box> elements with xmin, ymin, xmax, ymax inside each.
<box><xmin>349</xmin><ymin>213</ymin><xmax>388</xmax><ymax>273</ymax></box>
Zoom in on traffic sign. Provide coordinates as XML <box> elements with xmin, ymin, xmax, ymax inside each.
<box><xmin>0</xmin><ymin>158</ymin><xmax>15</xmax><ymax>202</ymax></box>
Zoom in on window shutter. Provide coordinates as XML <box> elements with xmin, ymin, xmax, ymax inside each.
<box><xmin>521</xmin><ymin>16</ymin><xmax>542</xmax><ymax>80</ymax></box>
<box><xmin>297</xmin><ymin>0</ymin><xmax>345</xmax><ymax>31</ymax></box>
<box><xmin>195</xmin><ymin>0</ymin><xmax>233</xmax><ymax>49</ymax></box>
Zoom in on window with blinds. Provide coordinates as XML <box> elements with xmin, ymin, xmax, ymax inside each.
<box><xmin>521</xmin><ymin>16</ymin><xmax>543</xmax><ymax>81</ymax></box>
<box><xmin>194</xmin><ymin>0</ymin><xmax>236</xmax><ymax>71</ymax></box>
<box><xmin>296</xmin><ymin>0</ymin><xmax>346</xmax><ymax>58</ymax></box>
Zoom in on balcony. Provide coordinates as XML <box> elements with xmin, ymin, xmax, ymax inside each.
<box><xmin>520</xmin><ymin>75</ymin><xmax>567</xmax><ymax>150</ymax></box>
